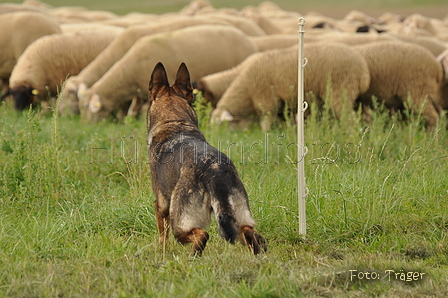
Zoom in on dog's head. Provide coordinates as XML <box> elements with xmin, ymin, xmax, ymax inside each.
<box><xmin>147</xmin><ymin>62</ymin><xmax>198</xmax><ymax>131</ymax></box>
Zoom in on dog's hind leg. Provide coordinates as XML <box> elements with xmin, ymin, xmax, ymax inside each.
<box><xmin>174</xmin><ymin>228</ymin><xmax>209</xmax><ymax>256</ymax></box>
<box><xmin>238</xmin><ymin>225</ymin><xmax>267</xmax><ymax>255</ymax></box>
<box><xmin>154</xmin><ymin>200</ymin><xmax>170</xmax><ymax>245</ymax></box>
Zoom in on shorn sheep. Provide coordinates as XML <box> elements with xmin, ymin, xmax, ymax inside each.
<box><xmin>80</xmin><ymin>25</ymin><xmax>258</xmax><ymax>122</ymax></box>
<box><xmin>437</xmin><ymin>49</ymin><xmax>448</xmax><ymax>109</ymax></box>
<box><xmin>0</xmin><ymin>11</ymin><xmax>61</xmax><ymax>94</ymax></box>
<box><xmin>60</xmin><ymin>15</ymin><xmax>231</xmax><ymax>111</ymax></box>
<box><xmin>354</xmin><ymin>41</ymin><xmax>444</xmax><ymax>129</ymax></box>
<box><xmin>193</xmin><ymin>52</ymin><xmax>264</xmax><ymax>107</ymax></box>
<box><xmin>6</xmin><ymin>31</ymin><xmax>118</xmax><ymax>111</ymax></box>
<box><xmin>211</xmin><ymin>43</ymin><xmax>371</xmax><ymax>131</ymax></box>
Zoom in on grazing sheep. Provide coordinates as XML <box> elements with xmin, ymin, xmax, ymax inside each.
<box><xmin>60</xmin><ymin>15</ymin><xmax>231</xmax><ymax>112</ymax></box>
<box><xmin>250</xmin><ymin>34</ymin><xmax>298</xmax><ymax>52</ymax></box>
<box><xmin>0</xmin><ymin>11</ymin><xmax>61</xmax><ymax>94</ymax></box>
<box><xmin>437</xmin><ymin>49</ymin><xmax>448</xmax><ymax>109</ymax></box>
<box><xmin>354</xmin><ymin>41</ymin><xmax>444</xmax><ymax>129</ymax></box>
<box><xmin>390</xmin><ymin>33</ymin><xmax>447</xmax><ymax>57</ymax></box>
<box><xmin>194</xmin><ymin>12</ymin><xmax>266</xmax><ymax>36</ymax></box>
<box><xmin>241</xmin><ymin>10</ymin><xmax>286</xmax><ymax>34</ymax></box>
<box><xmin>0</xmin><ymin>3</ymin><xmax>50</xmax><ymax>15</ymax></box>
<box><xmin>313</xmin><ymin>31</ymin><xmax>399</xmax><ymax>46</ymax></box>
<box><xmin>343</xmin><ymin>10</ymin><xmax>378</xmax><ymax>25</ymax></box>
<box><xmin>6</xmin><ymin>31</ymin><xmax>118</xmax><ymax>111</ymax></box>
<box><xmin>60</xmin><ymin>23</ymin><xmax>124</xmax><ymax>34</ymax></box>
<box><xmin>79</xmin><ymin>25</ymin><xmax>258</xmax><ymax>122</ymax></box>
<box><xmin>193</xmin><ymin>52</ymin><xmax>264</xmax><ymax>107</ymax></box>
<box><xmin>211</xmin><ymin>43</ymin><xmax>371</xmax><ymax>131</ymax></box>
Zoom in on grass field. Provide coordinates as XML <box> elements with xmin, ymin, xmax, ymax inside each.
<box><xmin>1</xmin><ymin>93</ymin><xmax>447</xmax><ymax>297</ymax></box>
<box><xmin>5</xmin><ymin>0</ymin><xmax>448</xmax><ymax>17</ymax></box>
<box><xmin>1</xmin><ymin>0</ymin><xmax>448</xmax><ymax>297</ymax></box>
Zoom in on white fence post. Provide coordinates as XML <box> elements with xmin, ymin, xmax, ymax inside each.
<box><xmin>297</xmin><ymin>17</ymin><xmax>308</xmax><ymax>236</ymax></box>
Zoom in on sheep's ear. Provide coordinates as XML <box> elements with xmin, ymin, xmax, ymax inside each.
<box><xmin>148</xmin><ymin>62</ymin><xmax>169</xmax><ymax>102</ymax></box>
<box><xmin>221</xmin><ymin>109</ymin><xmax>234</xmax><ymax>122</ymax></box>
<box><xmin>437</xmin><ymin>50</ymin><xmax>448</xmax><ymax>81</ymax></box>
<box><xmin>89</xmin><ymin>94</ymin><xmax>102</xmax><ymax>113</ymax></box>
<box><xmin>78</xmin><ymin>83</ymin><xmax>87</xmax><ymax>100</ymax></box>
<box><xmin>173</xmin><ymin>62</ymin><xmax>194</xmax><ymax>104</ymax></box>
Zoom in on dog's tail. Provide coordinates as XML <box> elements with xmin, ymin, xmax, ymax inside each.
<box><xmin>204</xmin><ymin>177</ymin><xmax>239</xmax><ymax>244</ymax></box>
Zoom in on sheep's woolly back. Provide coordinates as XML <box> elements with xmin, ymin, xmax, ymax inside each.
<box><xmin>9</xmin><ymin>31</ymin><xmax>118</xmax><ymax>96</ymax></box>
<box><xmin>314</xmin><ymin>31</ymin><xmax>399</xmax><ymax>46</ymax></box>
<box><xmin>250</xmin><ymin>34</ymin><xmax>298</xmax><ymax>52</ymax></box>
<box><xmin>354</xmin><ymin>41</ymin><xmax>443</xmax><ymax>103</ymax></box>
<box><xmin>195</xmin><ymin>52</ymin><xmax>264</xmax><ymax>106</ymax></box>
<box><xmin>60</xmin><ymin>23</ymin><xmax>125</xmax><ymax>35</ymax></box>
<box><xmin>73</xmin><ymin>15</ymin><xmax>232</xmax><ymax>87</ymax></box>
<box><xmin>354</xmin><ymin>41</ymin><xmax>443</xmax><ymax>128</ymax></box>
<box><xmin>193</xmin><ymin>12</ymin><xmax>266</xmax><ymax>36</ymax></box>
<box><xmin>0</xmin><ymin>11</ymin><xmax>61</xmax><ymax>78</ymax></box>
<box><xmin>304</xmin><ymin>42</ymin><xmax>370</xmax><ymax>108</ymax></box>
<box><xmin>213</xmin><ymin>42</ymin><xmax>370</xmax><ymax>130</ymax></box>
<box><xmin>390</xmin><ymin>33</ymin><xmax>447</xmax><ymax>57</ymax></box>
<box><xmin>81</xmin><ymin>24</ymin><xmax>258</xmax><ymax>121</ymax></box>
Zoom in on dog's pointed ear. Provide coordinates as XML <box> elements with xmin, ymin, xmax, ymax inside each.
<box><xmin>173</xmin><ymin>62</ymin><xmax>194</xmax><ymax>104</ymax></box>
<box><xmin>148</xmin><ymin>62</ymin><xmax>169</xmax><ymax>102</ymax></box>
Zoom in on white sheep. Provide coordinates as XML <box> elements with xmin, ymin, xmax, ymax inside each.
<box><xmin>60</xmin><ymin>23</ymin><xmax>124</xmax><ymax>35</ymax></box>
<box><xmin>79</xmin><ymin>24</ymin><xmax>259</xmax><ymax>122</ymax></box>
<box><xmin>211</xmin><ymin>43</ymin><xmax>371</xmax><ymax>131</ymax></box>
<box><xmin>6</xmin><ymin>30</ymin><xmax>118</xmax><ymax>111</ymax></box>
<box><xmin>436</xmin><ymin>50</ymin><xmax>448</xmax><ymax>110</ymax></box>
<box><xmin>0</xmin><ymin>11</ymin><xmax>61</xmax><ymax>94</ymax></box>
<box><xmin>193</xmin><ymin>52</ymin><xmax>264</xmax><ymax>107</ymax></box>
<box><xmin>354</xmin><ymin>41</ymin><xmax>444</xmax><ymax>129</ymax></box>
<box><xmin>250</xmin><ymin>34</ymin><xmax>298</xmax><ymax>52</ymax></box>
<box><xmin>390</xmin><ymin>33</ymin><xmax>447</xmax><ymax>57</ymax></box>
<box><xmin>343</xmin><ymin>10</ymin><xmax>378</xmax><ymax>25</ymax></box>
<box><xmin>194</xmin><ymin>12</ymin><xmax>266</xmax><ymax>36</ymax></box>
<box><xmin>0</xmin><ymin>3</ymin><xmax>50</xmax><ymax>15</ymax></box>
<box><xmin>60</xmin><ymin>15</ymin><xmax>232</xmax><ymax>113</ymax></box>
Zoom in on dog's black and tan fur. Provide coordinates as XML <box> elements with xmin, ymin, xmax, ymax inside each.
<box><xmin>147</xmin><ymin>62</ymin><xmax>266</xmax><ymax>256</ymax></box>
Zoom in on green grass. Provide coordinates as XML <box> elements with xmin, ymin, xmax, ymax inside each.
<box><xmin>0</xmin><ymin>93</ymin><xmax>447</xmax><ymax>297</ymax></box>
<box><xmin>5</xmin><ymin>0</ymin><xmax>448</xmax><ymax>15</ymax></box>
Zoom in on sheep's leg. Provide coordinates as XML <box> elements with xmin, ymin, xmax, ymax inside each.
<box><xmin>1</xmin><ymin>78</ymin><xmax>9</xmax><ymax>97</ymax></box>
<box><xmin>421</xmin><ymin>101</ymin><xmax>440</xmax><ymax>130</ymax></box>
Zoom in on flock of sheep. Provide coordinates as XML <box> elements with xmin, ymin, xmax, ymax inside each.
<box><xmin>2</xmin><ymin>0</ymin><xmax>448</xmax><ymax>130</ymax></box>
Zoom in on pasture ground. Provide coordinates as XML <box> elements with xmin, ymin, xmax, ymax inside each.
<box><xmin>1</xmin><ymin>0</ymin><xmax>448</xmax><ymax>297</ymax></box>
<box><xmin>1</xmin><ymin>95</ymin><xmax>447</xmax><ymax>297</ymax></box>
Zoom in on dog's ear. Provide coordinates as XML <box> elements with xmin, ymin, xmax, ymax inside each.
<box><xmin>148</xmin><ymin>62</ymin><xmax>169</xmax><ymax>102</ymax></box>
<box><xmin>173</xmin><ymin>62</ymin><xmax>194</xmax><ymax>104</ymax></box>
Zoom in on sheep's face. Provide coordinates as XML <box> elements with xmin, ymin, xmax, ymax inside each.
<box><xmin>9</xmin><ymin>85</ymin><xmax>37</xmax><ymax>111</ymax></box>
<box><xmin>59</xmin><ymin>81</ymin><xmax>81</xmax><ymax>116</ymax></box>
<box><xmin>192</xmin><ymin>79</ymin><xmax>216</xmax><ymax>106</ymax></box>
<box><xmin>83</xmin><ymin>93</ymin><xmax>112</xmax><ymax>122</ymax></box>
<box><xmin>210</xmin><ymin>108</ymin><xmax>253</xmax><ymax>130</ymax></box>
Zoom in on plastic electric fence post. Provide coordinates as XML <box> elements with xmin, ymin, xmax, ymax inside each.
<box><xmin>297</xmin><ymin>17</ymin><xmax>308</xmax><ymax>237</ymax></box>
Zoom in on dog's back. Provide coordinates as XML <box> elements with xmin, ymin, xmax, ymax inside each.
<box><xmin>147</xmin><ymin>62</ymin><xmax>266</xmax><ymax>256</ymax></box>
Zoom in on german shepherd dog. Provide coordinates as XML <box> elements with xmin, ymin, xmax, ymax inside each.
<box><xmin>147</xmin><ymin>62</ymin><xmax>266</xmax><ymax>256</ymax></box>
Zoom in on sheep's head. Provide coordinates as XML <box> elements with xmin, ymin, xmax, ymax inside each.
<box><xmin>211</xmin><ymin>108</ymin><xmax>256</xmax><ymax>130</ymax></box>
<box><xmin>80</xmin><ymin>90</ymin><xmax>129</xmax><ymax>122</ymax></box>
<box><xmin>59</xmin><ymin>79</ymin><xmax>81</xmax><ymax>116</ymax></box>
<box><xmin>3</xmin><ymin>85</ymin><xmax>39</xmax><ymax>111</ymax></box>
<box><xmin>192</xmin><ymin>79</ymin><xmax>217</xmax><ymax>107</ymax></box>
<box><xmin>79</xmin><ymin>91</ymin><xmax>109</xmax><ymax>122</ymax></box>
<box><xmin>437</xmin><ymin>50</ymin><xmax>448</xmax><ymax>82</ymax></box>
